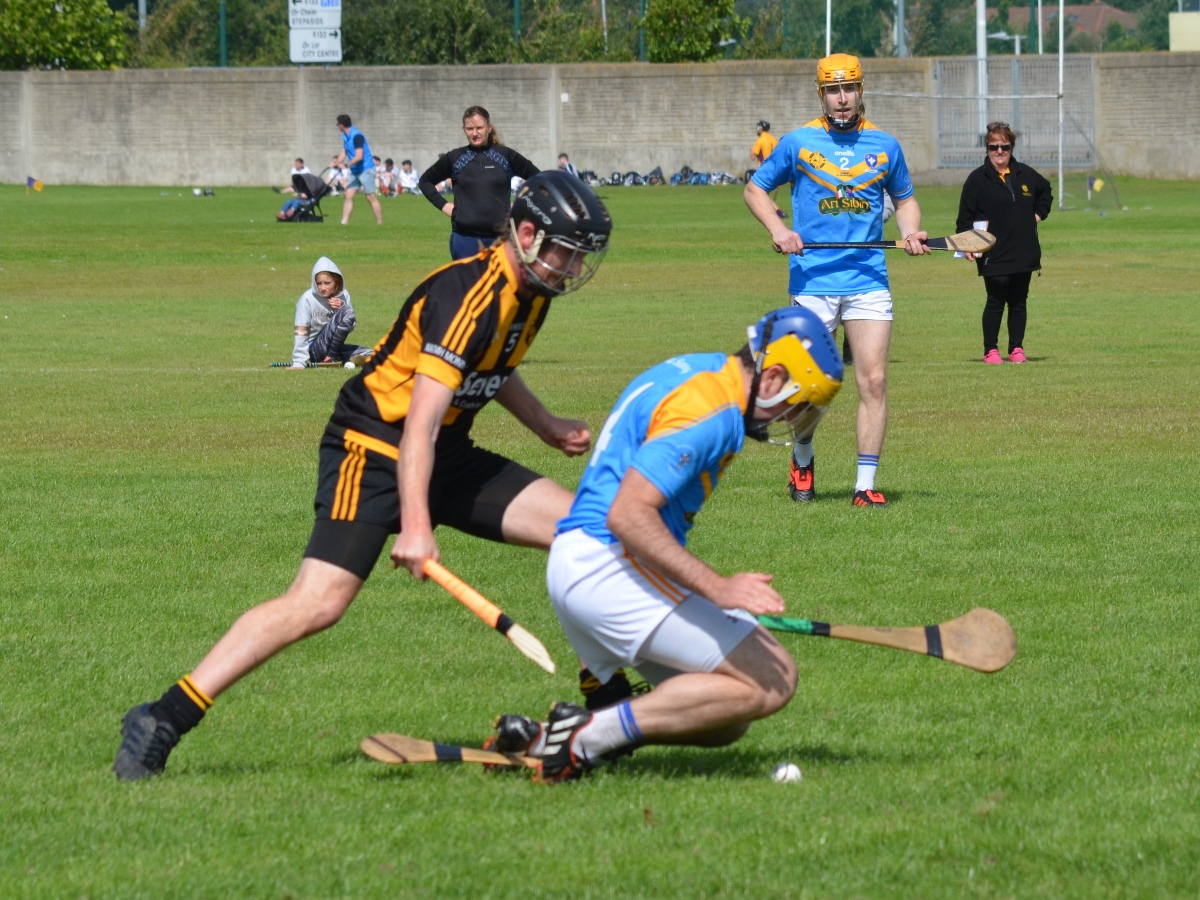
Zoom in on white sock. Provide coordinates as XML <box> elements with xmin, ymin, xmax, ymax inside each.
<box><xmin>855</xmin><ymin>454</ymin><xmax>879</xmax><ymax>492</ymax></box>
<box><xmin>573</xmin><ymin>701</ymin><xmax>641</xmax><ymax>764</ymax></box>
<box><xmin>792</xmin><ymin>438</ymin><xmax>814</xmax><ymax>468</ymax></box>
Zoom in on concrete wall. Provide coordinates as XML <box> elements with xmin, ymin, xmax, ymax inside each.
<box><xmin>2</xmin><ymin>54</ymin><xmax>1197</xmax><ymax>186</ymax></box>
<box><xmin>1093</xmin><ymin>53</ymin><xmax>1200</xmax><ymax>180</ymax></box>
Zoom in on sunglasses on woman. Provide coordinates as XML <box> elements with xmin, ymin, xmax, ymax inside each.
<box><xmin>987</xmin><ymin>143</ymin><xmax>1013</xmax><ymax>152</ymax></box>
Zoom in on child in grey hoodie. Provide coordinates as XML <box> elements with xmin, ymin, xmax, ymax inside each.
<box><xmin>291</xmin><ymin>256</ymin><xmax>372</xmax><ymax>368</ymax></box>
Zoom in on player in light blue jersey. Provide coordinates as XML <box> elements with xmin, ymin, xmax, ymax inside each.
<box><xmin>744</xmin><ymin>53</ymin><xmax>932</xmax><ymax>509</ymax></box>
<box><xmin>334</xmin><ymin>114</ymin><xmax>384</xmax><ymax>226</ymax></box>
<box><xmin>487</xmin><ymin>308</ymin><xmax>844</xmax><ymax>783</ymax></box>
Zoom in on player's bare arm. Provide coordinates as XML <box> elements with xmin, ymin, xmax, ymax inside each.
<box><xmin>893</xmin><ymin>195</ymin><xmax>930</xmax><ymax>255</ymax></box>
<box><xmin>607</xmin><ymin>469</ymin><xmax>785</xmax><ymax>616</ymax></box>
<box><xmin>744</xmin><ymin>182</ymin><xmax>804</xmax><ymax>255</ymax></box>
<box><xmin>494</xmin><ymin>371</ymin><xmax>591</xmax><ymax>457</ymax></box>
<box><xmin>391</xmin><ymin>374</ymin><xmax>455</xmax><ymax>578</ymax></box>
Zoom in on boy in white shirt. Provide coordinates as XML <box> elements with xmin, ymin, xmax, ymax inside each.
<box><xmin>397</xmin><ymin>159</ymin><xmax>420</xmax><ymax>194</ymax></box>
<box><xmin>377</xmin><ymin>158</ymin><xmax>400</xmax><ymax>196</ymax></box>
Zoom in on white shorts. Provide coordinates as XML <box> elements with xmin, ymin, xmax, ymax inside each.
<box><xmin>790</xmin><ymin>290</ymin><xmax>893</xmax><ymax>331</ymax></box>
<box><xmin>547</xmin><ymin>528</ymin><xmax>758</xmax><ymax>686</ymax></box>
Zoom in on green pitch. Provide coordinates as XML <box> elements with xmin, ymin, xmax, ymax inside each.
<box><xmin>1</xmin><ymin>178</ymin><xmax>1197</xmax><ymax>897</ymax></box>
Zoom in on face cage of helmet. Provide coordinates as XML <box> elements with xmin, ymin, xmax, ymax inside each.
<box><xmin>509</xmin><ymin>219</ymin><xmax>608</xmax><ymax>297</ymax></box>
<box><xmin>746</xmin><ymin>390</ymin><xmax>827</xmax><ymax>446</ymax></box>
<box><xmin>819</xmin><ymin>81</ymin><xmax>863</xmax><ymax>131</ymax></box>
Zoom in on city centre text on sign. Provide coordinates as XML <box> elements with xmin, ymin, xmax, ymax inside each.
<box><xmin>289</xmin><ymin>28</ymin><xmax>343</xmax><ymax>63</ymax></box>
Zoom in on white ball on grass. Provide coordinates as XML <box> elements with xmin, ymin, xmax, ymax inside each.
<box><xmin>343</xmin><ymin>361</ymin><xmax>356</xmax><ymax>369</ymax></box>
<box><xmin>192</xmin><ymin>187</ymin><xmax>202</xmax><ymax>196</ymax></box>
<box><xmin>770</xmin><ymin>762</ymin><xmax>802</xmax><ymax>783</ymax></box>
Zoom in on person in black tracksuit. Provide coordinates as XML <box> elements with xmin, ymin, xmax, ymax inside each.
<box><xmin>420</xmin><ymin>105</ymin><xmax>541</xmax><ymax>260</ymax></box>
<box><xmin>956</xmin><ymin>122</ymin><xmax>1053</xmax><ymax>364</ymax></box>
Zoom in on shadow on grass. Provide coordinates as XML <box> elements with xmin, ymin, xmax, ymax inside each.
<box><xmin>180</xmin><ymin>742</ymin><xmax>876</xmax><ymax>783</ymax></box>
<box><xmin>610</xmin><ymin>743</ymin><xmax>873</xmax><ymax>780</ymax></box>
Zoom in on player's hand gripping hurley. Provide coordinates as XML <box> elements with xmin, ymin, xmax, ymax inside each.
<box><xmin>758</xmin><ymin>606</ymin><xmax>1016</xmax><ymax>673</ymax></box>
<box><xmin>423</xmin><ymin>560</ymin><xmax>556</xmax><ymax>674</ymax></box>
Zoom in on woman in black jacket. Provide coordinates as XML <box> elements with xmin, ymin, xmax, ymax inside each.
<box><xmin>419</xmin><ymin>106</ymin><xmax>541</xmax><ymax>260</ymax></box>
<box><xmin>956</xmin><ymin>122</ymin><xmax>1053</xmax><ymax>364</ymax></box>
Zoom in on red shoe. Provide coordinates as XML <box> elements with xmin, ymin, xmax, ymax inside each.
<box><xmin>983</xmin><ymin>349</ymin><xmax>1003</xmax><ymax>365</ymax></box>
<box><xmin>788</xmin><ymin>457</ymin><xmax>815</xmax><ymax>502</ymax></box>
<box><xmin>1008</xmin><ymin>347</ymin><xmax>1027</xmax><ymax>363</ymax></box>
<box><xmin>853</xmin><ymin>489</ymin><xmax>887</xmax><ymax>508</ymax></box>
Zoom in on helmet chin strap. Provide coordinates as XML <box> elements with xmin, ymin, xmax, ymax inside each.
<box><xmin>744</xmin><ymin>319</ymin><xmax>774</xmax><ymax>440</ymax></box>
<box><xmin>825</xmin><ymin>112</ymin><xmax>860</xmax><ymax>131</ymax></box>
<box><xmin>510</xmin><ymin>220</ymin><xmax>546</xmax><ymax>265</ymax></box>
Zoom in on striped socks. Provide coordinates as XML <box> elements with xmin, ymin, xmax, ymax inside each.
<box><xmin>575</xmin><ymin>700</ymin><xmax>642</xmax><ymax>764</ymax></box>
<box><xmin>149</xmin><ymin>674</ymin><xmax>213</xmax><ymax>737</ymax></box>
<box><xmin>855</xmin><ymin>454</ymin><xmax>880</xmax><ymax>492</ymax></box>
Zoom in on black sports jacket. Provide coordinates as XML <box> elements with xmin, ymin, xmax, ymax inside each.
<box><xmin>419</xmin><ymin>143</ymin><xmax>540</xmax><ymax>239</ymax></box>
<box><xmin>956</xmin><ymin>156</ymin><xmax>1053</xmax><ymax>277</ymax></box>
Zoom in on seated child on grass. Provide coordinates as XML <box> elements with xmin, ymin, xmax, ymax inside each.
<box><xmin>290</xmin><ymin>257</ymin><xmax>373</xmax><ymax>369</ymax></box>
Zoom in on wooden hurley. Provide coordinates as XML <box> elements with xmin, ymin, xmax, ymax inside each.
<box><xmin>776</xmin><ymin>229</ymin><xmax>997</xmax><ymax>253</ymax></box>
<box><xmin>757</xmin><ymin>606</ymin><xmax>1016</xmax><ymax>673</ymax></box>
<box><xmin>361</xmin><ymin>733</ymin><xmax>537</xmax><ymax>769</ymax></box>
<box><xmin>423</xmin><ymin>560</ymin><xmax>557</xmax><ymax>674</ymax></box>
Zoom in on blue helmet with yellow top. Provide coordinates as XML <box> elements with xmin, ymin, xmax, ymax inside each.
<box><xmin>746</xmin><ymin>307</ymin><xmax>844</xmax><ymax>443</ymax></box>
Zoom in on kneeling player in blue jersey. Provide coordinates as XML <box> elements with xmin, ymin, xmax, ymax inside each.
<box><xmin>488</xmin><ymin>308</ymin><xmax>844</xmax><ymax>782</ymax></box>
<box><xmin>744</xmin><ymin>53</ymin><xmax>931</xmax><ymax>508</ymax></box>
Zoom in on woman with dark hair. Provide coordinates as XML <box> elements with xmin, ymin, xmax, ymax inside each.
<box><xmin>956</xmin><ymin>122</ymin><xmax>1053</xmax><ymax>364</ymax></box>
<box><xmin>419</xmin><ymin>106</ymin><xmax>541</xmax><ymax>260</ymax></box>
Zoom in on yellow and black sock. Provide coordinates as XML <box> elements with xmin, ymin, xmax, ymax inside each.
<box><xmin>580</xmin><ymin>667</ymin><xmax>635</xmax><ymax>711</ymax></box>
<box><xmin>149</xmin><ymin>674</ymin><xmax>213</xmax><ymax>737</ymax></box>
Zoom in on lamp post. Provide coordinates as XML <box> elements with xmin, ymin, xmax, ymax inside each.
<box><xmin>639</xmin><ymin>0</ymin><xmax>647</xmax><ymax>61</ymax></box>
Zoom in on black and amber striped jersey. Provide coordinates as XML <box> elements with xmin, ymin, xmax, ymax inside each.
<box><xmin>328</xmin><ymin>244</ymin><xmax>550</xmax><ymax>447</ymax></box>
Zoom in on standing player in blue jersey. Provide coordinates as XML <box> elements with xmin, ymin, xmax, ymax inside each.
<box><xmin>486</xmin><ymin>308</ymin><xmax>844</xmax><ymax>782</ymax></box>
<box><xmin>744</xmin><ymin>54</ymin><xmax>931</xmax><ymax>508</ymax></box>
<box><xmin>333</xmin><ymin>114</ymin><xmax>384</xmax><ymax>226</ymax></box>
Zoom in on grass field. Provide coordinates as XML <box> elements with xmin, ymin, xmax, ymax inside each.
<box><xmin>2</xmin><ymin>177</ymin><xmax>1198</xmax><ymax>898</ymax></box>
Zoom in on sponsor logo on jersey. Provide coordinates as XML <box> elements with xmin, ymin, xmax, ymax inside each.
<box><xmin>819</xmin><ymin>185</ymin><xmax>872</xmax><ymax>216</ymax></box>
<box><xmin>424</xmin><ymin>343</ymin><xmax>467</xmax><ymax>370</ymax></box>
<box><xmin>453</xmin><ymin>371</ymin><xmax>509</xmax><ymax>406</ymax></box>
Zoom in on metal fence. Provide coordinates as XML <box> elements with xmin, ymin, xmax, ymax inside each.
<box><xmin>933</xmin><ymin>56</ymin><xmax>1095</xmax><ymax>168</ymax></box>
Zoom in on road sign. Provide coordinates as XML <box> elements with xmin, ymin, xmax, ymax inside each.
<box><xmin>289</xmin><ymin>28</ymin><xmax>343</xmax><ymax>63</ymax></box>
<box><xmin>289</xmin><ymin>0</ymin><xmax>341</xmax><ymax>30</ymax></box>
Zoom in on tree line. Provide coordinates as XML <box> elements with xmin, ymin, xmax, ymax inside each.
<box><xmin>0</xmin><ymin>0</ymin><xmax>1178</xmax><ymax>71</ymax></box>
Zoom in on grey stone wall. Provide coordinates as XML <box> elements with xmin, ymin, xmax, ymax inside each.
<box><xmin>1094</xmin><ymin>52</ymin><xmax>1200</xmax><ymax>179</ymax></box>
<box><xmin>2</xmin><ymin>54</ymin><xmax>1196</xmax><ymax>186</ymax></box>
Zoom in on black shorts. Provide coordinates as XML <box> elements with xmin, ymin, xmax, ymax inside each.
<box><xmin>304</xmin><ymin>426</ymin><xmax>543</xmax><ymax>580</ymax></box>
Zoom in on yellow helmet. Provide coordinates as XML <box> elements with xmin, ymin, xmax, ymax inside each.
<box><xmin>816</xmin><ymin>53</ymin><xmax>864</xmax><ymax>90</ymax></box>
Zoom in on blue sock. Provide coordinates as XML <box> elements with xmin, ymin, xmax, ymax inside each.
<box><xmin>855</xmin><ymin>454</ymin><xmax>879</xmax><ymax>492</ymax></box>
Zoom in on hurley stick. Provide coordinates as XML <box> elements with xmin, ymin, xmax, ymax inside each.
<box><xmin>757</xmin><ymin>606</ymin><xmax>1015</xmax><ymax>673</ymax></box>
<box><xmin>774</xmin><ymin>229</ymin><xmax>996</xmax><ymax>253</ymax></box>
<box><xmin>268</xmin><ymin>360</ymin><xmax>344</xmax><ymax>368</ymax></box>
<box><xmin>361</xmin><ymin>733</ymin><xmax>537</xmax><ymax>769</ymax></box>
<box><xmin>423</xmin><ymin>560</ymin><xmax>557</xmax><ymax>674</ymax></box>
